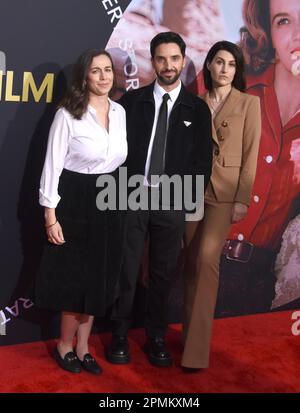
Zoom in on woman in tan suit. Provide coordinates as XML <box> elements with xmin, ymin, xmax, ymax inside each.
<box><xmin>182</xmin><ymin>41</ymin><xmax>261</xmax><ymax>369</ymax></box>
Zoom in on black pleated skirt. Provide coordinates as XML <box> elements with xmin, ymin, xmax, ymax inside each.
<box><xmin>35</xmin><ymin>168</ymin><xmax>125</xmax><ymax>316</ymax></box>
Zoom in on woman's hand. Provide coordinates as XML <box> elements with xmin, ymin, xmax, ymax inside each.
<box><xmin>46</xmin><ymin>220</ymin><xmax>65</xmax><ymax>245</ymax></box>
<box><xmin>44</xmin><ymin>207</ymin><xmax>65</xmax><ymax>245</ymax></box>
<box><xmin>231</xmin><ymin>202</ymin><xmax>248</xmax><ymax>224</ymax></box>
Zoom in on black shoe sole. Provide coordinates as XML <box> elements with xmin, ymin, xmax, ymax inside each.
<box><xmin>105</xmin><ymin>351</ymin><xmax>130</xmax><ymax>365</ymax></box>
<box><xmin>80</xmin><ymin>363</ymin><xmax>102</xmax><ymax>375</ymax></box>
<box><xmin>182</xmin><ymin>367</ymin><xmax>202</xmax><ymax>373</ymax></box>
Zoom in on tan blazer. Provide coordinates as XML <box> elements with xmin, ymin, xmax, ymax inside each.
<box><xmin>204</xmin><ymin>87</ymin><xmax>261</xmax><ymax>206</ymax></box>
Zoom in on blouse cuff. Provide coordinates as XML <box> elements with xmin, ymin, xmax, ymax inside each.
<box><xmin>39</xmin><ymin>189</ymin><xmax>60</xmax><ymax>208</ymax></box>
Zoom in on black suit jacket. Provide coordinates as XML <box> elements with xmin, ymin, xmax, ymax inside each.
<box><xmin>119</xmin><ymin>82</ymin><xmax>212</xmax><ymax>206</ymax></box>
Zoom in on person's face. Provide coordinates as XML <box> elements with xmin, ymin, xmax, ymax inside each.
<box><xmin>270</xmin><ymin>0</ymin><xmax>300</xmax><ymax>76</ymax></box>
<box><xmin>207</xmin><ymin>50</ymin><xmax>236</xmax><ymax>88</ymax></box>
<box><xmin>86</xmin><ymin>54</ymin><xmax>114</xmax><ymax>97</ymax></box>
<box><xmin>152</xmin><ymin>42</ymin><xmax>185</xmax><ymax>88</ymax></box>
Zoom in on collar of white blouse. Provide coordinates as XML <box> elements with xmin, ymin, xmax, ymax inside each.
<box><xmin>87</xmin><ymin>98</ymin><xmax>117</xmax><ymax>133</ymax></box>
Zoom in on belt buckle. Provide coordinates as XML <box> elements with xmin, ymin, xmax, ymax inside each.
<box><xmin>225</xmin><ymin>240</ymin><xmax>254</xmax><ymax>263</ymax></box>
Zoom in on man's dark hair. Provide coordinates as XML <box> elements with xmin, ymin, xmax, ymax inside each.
<box><xmin>150</xmin><ymin>32</ymin><xmax>186</xmax><ymax>58</ymax></box>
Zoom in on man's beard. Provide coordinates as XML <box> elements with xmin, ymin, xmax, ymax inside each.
<box><xmin>157</xmin><ymin>70</ymin><xmax>181</xmax><ymax>86</ymax></box>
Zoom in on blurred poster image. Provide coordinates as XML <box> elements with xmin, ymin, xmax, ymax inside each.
<box><xmin>106</xmin><ymin>0</ymin><xmax>228</xmax><ymax>91</ymax></box>
<box><xmin>106</xmin><ymin>0</ymin><xmax>300</xmax><ymax>316</ymax></box>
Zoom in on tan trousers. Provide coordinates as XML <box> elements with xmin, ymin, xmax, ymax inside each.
<box><xmin>181</xmin><ymin>194</ymin><xmax>233</xmax><ymax>368</ymax></box>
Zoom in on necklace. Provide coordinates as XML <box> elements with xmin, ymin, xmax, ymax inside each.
<box><xmin>208</xmin><ymin>89</ymin><xmax>231</xmax><ymax>117</ymax></box>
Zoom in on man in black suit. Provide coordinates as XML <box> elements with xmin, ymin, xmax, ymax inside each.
<box><xmin>107</xmin><ymin>32</ymin><xmax>212</xmax><ymax>367</ymax></box>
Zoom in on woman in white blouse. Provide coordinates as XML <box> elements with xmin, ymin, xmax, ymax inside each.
<box><xmin>36</xmin><ymin>49</ymin><xmax>127</xmax><ymax>375</ymax></box>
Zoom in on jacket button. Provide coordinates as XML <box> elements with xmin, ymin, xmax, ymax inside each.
<box><xmin>214</xmin><ymin>148</ymin><xmax>220</xmax><ymax>156</ymax></box>
<box><xmin>222</xmin><ymin>121</ymin><xmax>228</xmax><ymax>127</ymax></box>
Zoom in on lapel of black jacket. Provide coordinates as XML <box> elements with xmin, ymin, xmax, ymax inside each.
<box><xmin>137</xmin><ymin>82</ymin><xmax>155</xmax><ymax>163</ymax></box>
<box><xmin>135</xmin><ymin>82</ymin><xmax>156</xmax><ymax>157</ymax></box>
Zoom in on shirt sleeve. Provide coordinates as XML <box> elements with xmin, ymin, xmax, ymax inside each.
<box><xmin>235</xmin><ymin>96</ymin><xmax>261</xmax><ymax>206</ymax></box>
<box><xmin>39</xmin><ymin>108</ymin><xmax>70</xmax><ymax>208</ymax></box>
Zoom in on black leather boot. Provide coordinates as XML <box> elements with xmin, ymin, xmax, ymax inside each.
<box><xmin>106</xmin><ymin>335</ymin><xmax>130</xmax><ymax>364</ymax></box>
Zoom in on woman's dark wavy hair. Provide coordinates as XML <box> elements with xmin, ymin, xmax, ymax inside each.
<box><xmin>203</xmin><ymin>41</ymin><xmax>246</xmax><ymax>92</ymax></box>
<box><xmin>239</xmin><ymin>0</ymin><xmax>274</xmax><ymax>74</ymax></box>
<box><xmin>60</xmin><ymin>49</ymin><xmax>116</xmax><ymax>119</ymax></box>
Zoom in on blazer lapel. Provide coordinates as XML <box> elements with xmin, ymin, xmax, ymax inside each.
<box><xmin>138</xmin><ymin>83</ymin><xmax>156</xmax><ymax>153</ymax></box>
<box><xmin>213</xmin><ymin>87</ymin><xmax>240</xmax><ymax>130</ymax></box>
<box><xmin>203</xmin><ymin>92</ymin><xmax>218</xmax><ymax>146</ymax></box>
<box><xmin>139</xmin><ymin>82</ymin><xmax>155</xmax><ymax>130</ymax></box>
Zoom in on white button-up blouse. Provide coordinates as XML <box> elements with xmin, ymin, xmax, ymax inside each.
<box><xmin>39</xmin><ymin>99</ymin><xmax>127</xmax><ymax>208</ymax></box>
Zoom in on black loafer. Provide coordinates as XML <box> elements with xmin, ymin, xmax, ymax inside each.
<box><xmin>144</xmin><ymin>337</ymin><xmax>173</xmax><ymax>367</ymax></box>
<box><xmin>78</xmin><ymin>353</ymin><xmax>102</xmax><ymax>375</ymax></box>
<box><xmin>54</xmin><ymin>347</ymin><xmax>81</xmax><ymax>373</ymax></box>
<box><xmin>106</xmin><ymin>335</ymin><xmax>130</xmax><ymax>364</ymax></box>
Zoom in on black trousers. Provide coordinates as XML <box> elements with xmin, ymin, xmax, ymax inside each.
<box><xmin>112</xmin><ymin>206</ymin><xmax>185</xmax><ymax>338</ymax></box>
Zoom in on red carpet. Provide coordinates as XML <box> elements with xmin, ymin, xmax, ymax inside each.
<box><xmin>0</xmin><ymin>310</ymin><xmax>299</xmax><ymax>393</ymax></box>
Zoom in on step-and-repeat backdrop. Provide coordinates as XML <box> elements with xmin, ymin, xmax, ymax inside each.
<box><xmin>1</xmin><ymin>0</ymin><xmax>300</xmax><ymax>344</ymax></box>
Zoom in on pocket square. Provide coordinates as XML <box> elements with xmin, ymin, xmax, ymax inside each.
<box><xmin>183</xmin><ymin>121</ymin><xmax>192</xmax><ymax>127</ymax></box>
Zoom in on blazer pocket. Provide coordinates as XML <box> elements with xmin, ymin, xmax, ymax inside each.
<box><xmin>222</xmin><ymin>155</ymin><xmax>242</xmax><ymax>167</ymax></box>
